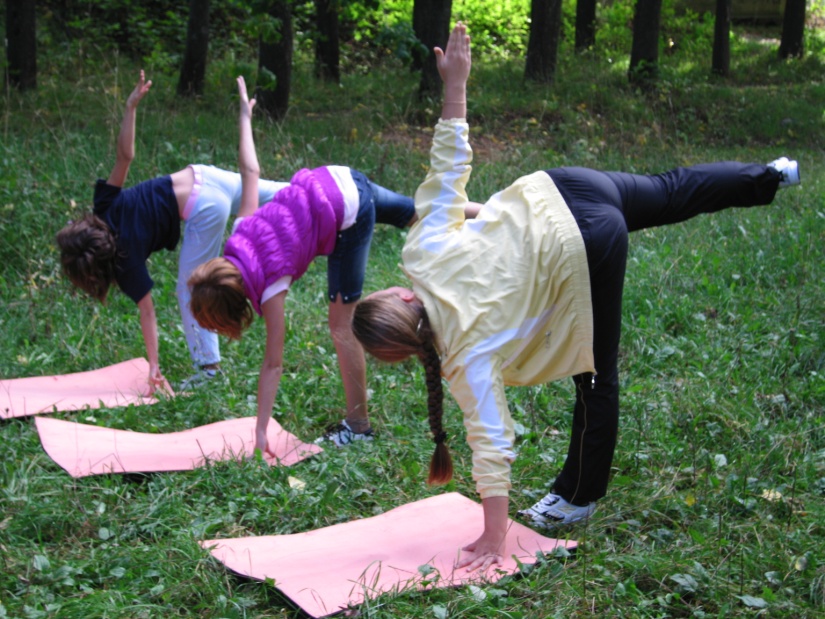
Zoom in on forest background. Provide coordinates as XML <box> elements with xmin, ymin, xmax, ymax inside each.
<box><xmin>1</xmin><ymin>0</ymin><xmax>824</xmax><ymax>617</ymax></box>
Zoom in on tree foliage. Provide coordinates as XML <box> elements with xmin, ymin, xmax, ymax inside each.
<box><xmin>7</xmin><ymin>0</ymin><xmax>821</xmax><ymax>97</ymax></box>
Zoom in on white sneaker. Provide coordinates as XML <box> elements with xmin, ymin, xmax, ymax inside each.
<box><xmin>314</xmin><ymin>419</ymin><xmax>375</xmax><ymax>447</ymax></box>
<box><xmin>517</xmin><ymin>492</ymin><xmax>596</xmax><ymax>528</ymax></box>
<box><xmin>767</xmin><ymin>156</ymin><xmax>800</xmax><ymax>188</ymax></box>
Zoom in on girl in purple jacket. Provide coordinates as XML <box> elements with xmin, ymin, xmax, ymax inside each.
<box><xmin>188</xmin><ymin>77</ymin><xmax>420</xmax><ymax>456</ymax></box>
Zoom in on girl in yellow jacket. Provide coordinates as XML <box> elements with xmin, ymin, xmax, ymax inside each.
<box><xmin>353</xmin><ymin>23</ymin><xmax>799</xmax><ymax>572</ymax></box>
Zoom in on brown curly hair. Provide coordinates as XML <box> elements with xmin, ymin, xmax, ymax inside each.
<box><xmin>352</xmin><ymin>294</ymin><xmax>453</xmax><ymax>485</ymax></box>
<box><xmin>188</xmin><ymin>257</ymin><xmax>254</xmax><ymax>340</ymax></box>
<box><xmin>55</xmin><ymin>213</ymin><xmax>118</xmax><ymax>303</ymax></box>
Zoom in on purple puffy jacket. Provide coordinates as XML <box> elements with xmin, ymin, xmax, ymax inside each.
<box><xmin>224</xmin><ymin>167</ymin><xmax>346</xmax><ymax>315</ymax></box>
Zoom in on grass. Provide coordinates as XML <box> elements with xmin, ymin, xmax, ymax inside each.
<box><xmin>1</xmin><ymin>23</ymin><xmax>824</xmax><ymax>619</ymax></box>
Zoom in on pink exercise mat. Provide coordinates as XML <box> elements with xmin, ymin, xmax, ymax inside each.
<box><xmin>1</xmin><ymin>358</ymin><xmax>172</xmax><ymax>419</ymax></box>
<box><xmin>35</xmin><ymin>416</ymin><xmax>322</xmax><ymax>477</ymax></box>
<box><xmin>202</xmin><ymin>492</ymin><xmax>577</xmax><ymax>618</ymax></box>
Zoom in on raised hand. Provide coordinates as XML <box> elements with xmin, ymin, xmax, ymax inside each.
<box><xmin>237</xmin><ymin>75</ymin><xmax>256</xmax><ymax>121</ymax></box>
<box><xmin>126</xmin><ymin>70</ymin><xmax>152</xmax><ymax>110</ymax></box>
<box><xmin>434</xmin><ymin>21</ymin><xmax>471</xmax><ymax>89</ymax></box>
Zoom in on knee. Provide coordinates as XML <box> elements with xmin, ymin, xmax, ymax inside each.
<box><xmin>328</xmin><ymin>298</ymin><xmax>357</xmax><ymax>342</ymax></box>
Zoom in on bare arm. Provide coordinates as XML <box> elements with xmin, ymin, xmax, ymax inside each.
<box><xmin>136</xmin><ymin>292</ymin><xmax>166</xmax><ymax>393</ymax></box>
<box><xmin>255</xmin><ymin>291</ymin><xmax>287</xmax><ymax>454</ymax></box>
<box><xmin>236</xmin><ymin>76</ymin><xmax>261</xmax><ymax>219</ymax></box>
<box><xmin>107</xmin><ymin>70</ymin><xmax>152</xmax><ymax>188</ymax></box>
<box><xmin>434</xmin><ymin>22</ymin><xmax>471</xmax><ymax>121</ymax></box>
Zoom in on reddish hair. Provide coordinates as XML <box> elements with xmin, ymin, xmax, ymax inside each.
<box><xmin>188</xmin><ymin>258</ymin><xmax>254</xmax><ymax>340</ymax></box>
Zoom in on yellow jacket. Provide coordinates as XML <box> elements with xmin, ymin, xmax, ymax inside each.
<box><xmin>402</xmin><ymin>118</ymin><xmax>595</xmax><ymax>499</ymax></box>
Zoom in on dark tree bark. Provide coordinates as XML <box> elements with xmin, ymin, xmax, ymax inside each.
<box><xmin>525</xmin><ymin>0</ymin><xmax>563</xmax><ymax>83</ymax></box>
<box><xmin>6</xmin><ymin>0</ymin><xmax>37</xmax><ymax>91</ymax></box>
<box><xmin>711</xmin><ymin>0</ymin><xmax>730</xmax><ymax>76</ymax></box>
<box><xmin>314</xmin><ymin>0</ymin><xmax>340</xmax><ymax>83</ymax></box>
<box><xmin>412</xmin><ymin>0</ymin><xmax>453</xmax><ymax>99</ymax></box>
<box><xmin>257</xmin><ymin>0</ymin><xmax>293</xmax><ymax>120</ymax></box>
<box><xmin>779</xmin><ymin>0</ymin><xmax>805</xmax><ymax>59</ymax></box>
<box><xmin>628</xmin><ymin>0</ymin><xmax>662</xmax><ymax>87</ymax></box>
<box><xmin>575</xmin><ymin>0</ymin><xmax>597</xmax><ymax>52</ymax></box>
<box><xmin>178</xmin><ymin>0</ymin><xmax>211</xmax><ymax>97</ymax></box>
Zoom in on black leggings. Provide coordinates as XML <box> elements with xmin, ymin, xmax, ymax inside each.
<box><xmin>545</xmin><ymin>162</ymin><xmax>781</xmax><ymax>505</ymax></box>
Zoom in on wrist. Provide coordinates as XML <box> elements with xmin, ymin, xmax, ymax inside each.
<box><xmin>443</xmin><ymin>85</ymin><xmax>466</xmax><ymax>99</ymax></box>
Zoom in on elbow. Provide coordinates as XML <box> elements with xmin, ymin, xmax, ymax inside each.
<box><xmin>117</xmin><ymin>146</ymin><xmax>135</xmax><ymax>163</ymax></box>
<box><xmin>261</xmin><ymin>357</ymin><xmax>283</xmax><ymax>377</ymax></box>
<box><xmin>240</xmin><ymin>163</ymin><xmax>261</xmax><ymax>179</ymax></box>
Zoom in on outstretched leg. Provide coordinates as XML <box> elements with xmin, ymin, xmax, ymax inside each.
<box><xmin>369</xmin><ymin>179</ymin><xmax>416</xmax><ymax>228</ymax></box>
<box><xmin>606</xmin><ymin>161</ymin><xmax>782</xmax><ymax>232</ymax></box>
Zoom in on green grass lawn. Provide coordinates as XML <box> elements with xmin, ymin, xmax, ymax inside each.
<box><xmin>0</xmin><ymin>32</ymin><xmax>823</xmax><ymax>618</ymax></box>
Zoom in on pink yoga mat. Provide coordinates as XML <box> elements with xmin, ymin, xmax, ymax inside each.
<box><xmin>36</xmin><ymin>416</ymin><xmax>322</xmax><ymax>477</ymax></box>
<box><xmin>202</xmin><ymin>492</ymin><xmax>577</xmax><ymax>618</ymax></box>
<box><xmin>0</xmin><ymin>358</ymin><xmax>172</xmax><ymax>419</ymax></box>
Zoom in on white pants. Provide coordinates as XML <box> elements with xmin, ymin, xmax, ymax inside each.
<box><xmin>177</xmin><ymin>165</ymin><xmax>288</xmax><ymax>366</ymax></box>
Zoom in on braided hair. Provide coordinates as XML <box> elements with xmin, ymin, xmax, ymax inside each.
<box><xmin>56</xmin><ymin>213</ymin><xmax>118</xmax><ymax>302</ymax></box>
<box><xmin>352</xmin><ymin>294</ymin><xmax>453</xmax><ymax>485</ymax></box>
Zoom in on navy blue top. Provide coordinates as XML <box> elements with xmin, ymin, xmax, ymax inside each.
<box><xmin>93</xmin><ymin>177</ymin><xmax>181</xmax><ymax>303</ymax></box>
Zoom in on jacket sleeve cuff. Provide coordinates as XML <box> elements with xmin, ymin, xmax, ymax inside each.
<box><xmin>478</xmin><ymin>487</ymin><xmax>510</xmax><ymax>500</ymax></box>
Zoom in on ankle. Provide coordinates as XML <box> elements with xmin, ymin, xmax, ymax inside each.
<box><xmin>344</xmin><ymin>417</ymin><xmax>371</xmax><ymax>434</ymax></box>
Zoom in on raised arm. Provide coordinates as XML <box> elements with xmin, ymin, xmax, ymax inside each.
<box><xmin>434</xmin><ymin>22</ymin><xmax>471</xmax><ymax>120</ymax></box>
<box><xmin>407</xmin><ymin>23</ymin><xmax>473</xmax><ymax>235</ymax></box>
<box><xmin>236</xmin><ymin>76</ymin><xmax>261</xmax><ymax>219</ymax></box>
<box><xmin>107</xmin><ymin>70</ymin><xmax>152</xmax><ymax>188</ymax></box>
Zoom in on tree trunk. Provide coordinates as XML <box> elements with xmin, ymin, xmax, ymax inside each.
<box><xmin>178</xmin><ymin>0</ymin><xmax>211</xmax><ymax>97</ymax></box>
<box><xmin>6</xmin><ymin>0</ymin><xmax>37</xmax><ymax>91</ymax></box>
<box><xmin>525</xmin><ymin>0</ymin><xmax>563</xmax><ymax>83</ymax></box>
<box><xmin>628</xmin><ymin>0</ymin><xmax>662</xmax><ymax>87</ymax></box>
<box><xmin>257</xmin><ymin>0</ymin><xmax>293</xmax><ymax>120</ymax></box>
<box><xmin>711</xmin><ymin>0</ymin><xmax>730</xmax><ymax>76</ymax></box>
<box><xmin>314</xmin><ymin>0</ymin><xmax>340</xmax><ymax>83</ymax></box>
<box><xmin>575</xmin><ymin>0</ymin><xmax>597</xmax><ymax>52</ymax></box>
<box><xmin>778</xmin><ymin>0</ymin><xmax>805</xmax><ymax>59</ymax></box>
<box><xmin>412</xmin><ymin>0</ymin><xmax>453</xmax><ymax>99</ymax></box>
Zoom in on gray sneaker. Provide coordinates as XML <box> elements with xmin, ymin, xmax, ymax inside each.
<box><xmin>179</xmin><ymin>367</ymin><xmax>221</xmax><ymax>391</ymax></box>
<box><xmin>314</xmin><ymin>420</ymin><xmax>375</xmax><ymax>446</ymax></box>
<box><xmin>517</xmin><ymin>492</ymin><xmax>596</xmax><ymax>528</ymax></box>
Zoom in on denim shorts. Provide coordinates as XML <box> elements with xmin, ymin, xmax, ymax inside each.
<box><xmin>326</xmin><ymin>169</ymin><xmax>414</xmax><ymax>303</ymax></box>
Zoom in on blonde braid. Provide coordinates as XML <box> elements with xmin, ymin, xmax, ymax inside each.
<box><xmin>352</xmin><ymin>295</ymin><xmax>453</xmax><ymax>484</ymax></box>
<box><xmin>416</xmin><ymin>316</ymin><xmax>453</xmax><ymax>485</ymax></box>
